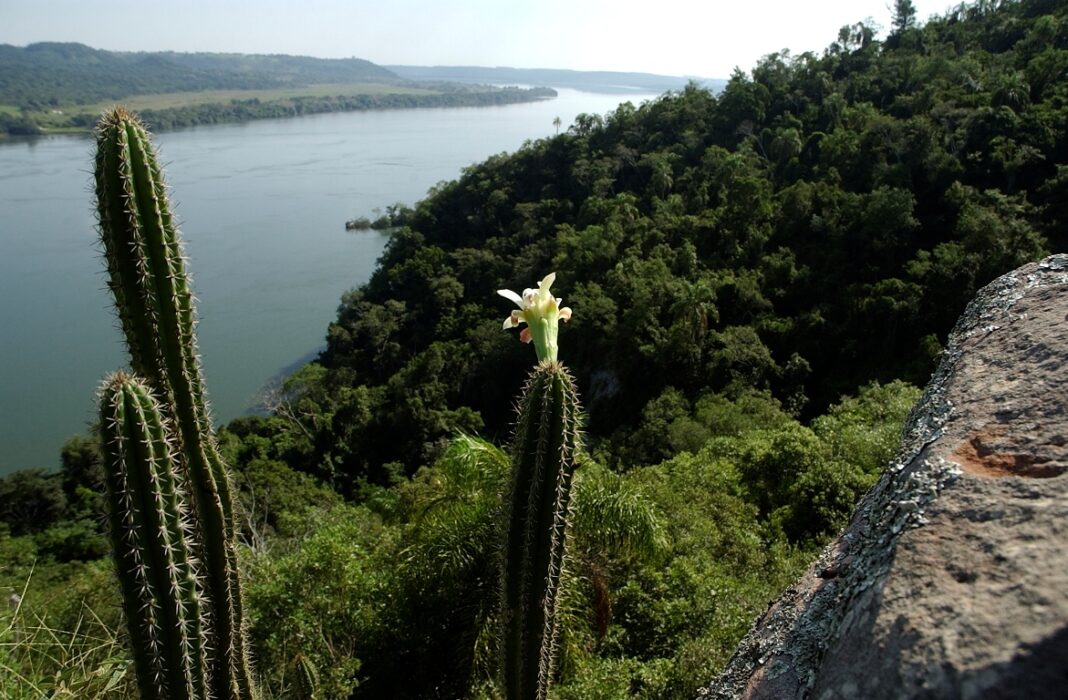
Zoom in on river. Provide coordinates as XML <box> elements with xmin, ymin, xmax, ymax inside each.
<box><xmin>0</xmin><ymin>88</ymin><xmax>659</xmax><ymax>472</ymax></box>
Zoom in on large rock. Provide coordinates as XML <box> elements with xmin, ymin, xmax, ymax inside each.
<box><xmin>701</xmin><ymin>255</ymin><xmax>1068</xmax><ymax>700</ymax></box>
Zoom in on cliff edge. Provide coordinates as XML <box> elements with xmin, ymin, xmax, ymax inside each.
<box><xmin>701</xmin><ymin>254</ymin><xmax>1068</xmax><ymax>700</ymax></box>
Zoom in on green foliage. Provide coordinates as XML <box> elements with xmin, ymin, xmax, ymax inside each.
<box><xmin>553</xmin><ymin>656</ymin><xmax>673</xmax><ymax>700</ymax></box>
<box><xmin>812</xmin><ymin>380</ymin><xmax>923</xmax><ymax>476</ymax></box>
<box><xmin>235</xmin><ymin>458</ymin><xmax>343</xmax><ymax>539</ymax></box>
<box><xmin>0</xmin><ymin>438</ymin><xmax>114</xmax><ymax>564</ymax></box>
<box><xmin>558</xmin><ymin>450</ymin><xmax>797</xmax><ymax>700</ymax></box>
<box><xmin>240</xmin><ymin>432</ymin><xmax>674</xmax><ymax>700</ymax></box>
<box><xmin>0</xmin><ymin>470</ymin><xmax>66</xmax><ymax>536</ymax></box>
<box><xmin>890</xmin><ymin>0</ymin><xmax>919</xmax><ymax>37</ymax></box>
<box><xmin>620</xmin><ymin>449</ymin><xmax>785</xmax><ymax>656</ymax></box>
<box><xmin>548</xmin><ymin>381</ymin><xmax>917</xmax><ymax>698</ymax></box>
<box><xmin>246</xmin><ymin>437</ymin><xmax>507</xmax><ymax>700</ymax></box>
<box><xmin>722</xmin><ymin>381</ymin><xmax>920</xmax><ymax>541</ymax></box>
<box><xmin>611</xmin><ymin>389</ymin><xmax>794</xmax><ymax>468</ymax></box>
<box><xmin>245</xmin><ymin>505</ymin><xmax>380</xmax><ymax>698</ymax></box>
<box><xmin>59</xmin><ymin>435</ymin><xmax>104</xmax><ymax>519</ymax></box>
<box><xmin>569</xmin><ymin>464</ymin><xmax>666</xmax><ymax>565</ymax></box>
<box><xmin>7</xmin><ymin>376</ymin><xmax>916</xmax><ymax>697</ymax></box>
<box><xmin>32</xmin><ymin>519</ymin><xmax>108</xmax><ymax>563</ymax></box>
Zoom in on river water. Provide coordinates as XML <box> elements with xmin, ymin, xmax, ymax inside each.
<box><xmin>0</xmin><ymin>88</ymin><xmax>658</xmax><ymax>472</ymax></box>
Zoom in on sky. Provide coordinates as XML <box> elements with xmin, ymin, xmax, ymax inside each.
<box><xmin>2</xmin><ymin>0</ymin><xmax>955</xmax><ymax>79</ymax></box>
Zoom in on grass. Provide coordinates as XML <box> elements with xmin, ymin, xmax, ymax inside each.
<box><xmin>0</xmin><ymin>567</ymin><xmax>132</xmax><ymax>698</ymax></box>
<box><xmin>80</xmin><ymin>82</ymin><xmax>438</xmax><ymax>112</ymax></box>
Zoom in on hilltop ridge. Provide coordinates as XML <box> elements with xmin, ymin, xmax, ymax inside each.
<box><xmin>0</xmin><ymin>42</ymin><xmax>399</xmax><ymax>105</ymax></box>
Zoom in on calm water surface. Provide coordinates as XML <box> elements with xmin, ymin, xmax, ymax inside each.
<box><xmin>0</xmin><ymin>89</ymin><xmax>658</xmax><ymax>472</ymax></box>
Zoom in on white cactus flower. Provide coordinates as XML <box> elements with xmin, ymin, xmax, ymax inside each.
<box><xmin>498</xmin><ymin>272</ymin><xmax>572</xmax><ymax>362</ymax></box>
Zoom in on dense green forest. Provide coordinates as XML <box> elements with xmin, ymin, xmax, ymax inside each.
<box><xmin>0</xmin><ymin>43</ymin><xmax>556</xmax><ymax>134</ymax></box>
<box><xmin>301</xmin><ymin>0</ymin><xmax>1065</xmax><ymax>489</ymax></box>
<box><xmin>0</xmin><ymin>0</ymin><xmax>1065</xmax><ymax>697</ymax></box>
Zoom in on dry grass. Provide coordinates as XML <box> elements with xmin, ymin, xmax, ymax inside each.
<box><xmin>81</xmin><ymin>82</ymin><xmax>438</xmax><ymax>112</ymax></box>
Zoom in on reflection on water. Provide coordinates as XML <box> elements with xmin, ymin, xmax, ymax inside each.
<box><xmin>0</xmin><ymin>89</ymin><xmax>659</xmax><ymax>472</ymax></box>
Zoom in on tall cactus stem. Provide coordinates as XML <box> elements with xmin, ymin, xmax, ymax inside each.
<box><xmin>94</xmin><ymin>107</ymin><xmax>254</xmax><ymax>699</ymax></box>
<box><xmin>99</xmin><ymin>372</ymin><xmax>210</xmax><ymax>700</ymax></box>
<box><xmin>500</xmin><ymin>361</ymin><xmax>582</xmax><ymax>700</ymax></box>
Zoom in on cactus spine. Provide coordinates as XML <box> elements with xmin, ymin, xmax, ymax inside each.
<box><xmin>99</xmin><ymin>372</ymin><xmax>210</xmax><ymax>700</ymax></box>
<box><xmin>500</xmin><ymin>361</ymin><xmax>582</xmax><ymax>700</ymax></box>
<box><xmin>94</xmin><ymin>107</ymin><xmax>255</xmax><ymax>699</ymax></box>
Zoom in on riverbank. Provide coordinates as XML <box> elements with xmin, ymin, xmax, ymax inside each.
<box><xmin>2</xmin><ymin>84</ymin><xmax>557</xmax><ymax>135</ymax></box>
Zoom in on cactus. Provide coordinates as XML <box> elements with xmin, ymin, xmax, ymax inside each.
<box><xmin>98</xmin><ymin>372</ymin><xmax>210</xmax><ymax>700</ymax></box>
<box><xmin>291</xmin><ymin>654</ymin><xmax>321</xmax><ymax>700</ymax></box>
<box><xmin>94</xmin><ymin>107</ymin><xmax>255</xmax><ymax>699</ymax></box>
<box><xmin>497</xmin><ymin>274</ymin><xmax>581</xmax><ymax>700</ymax></box>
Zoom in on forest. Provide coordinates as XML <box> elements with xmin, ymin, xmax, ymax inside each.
<box><xmin>0</xmin><ymin>0</ymin><xmax>1064</xmax><ymax>697</ymax></box>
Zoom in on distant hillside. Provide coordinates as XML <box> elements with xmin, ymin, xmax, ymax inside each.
<box><xmin>0</xmin><ymin>43</ymin><xmax>559</xmax><ymax>135</ymax></box>
<box><xmin>386</xmin><ymin>65</ymin><xmax>725</xmax><ymax>94</ymax></box>
<box><xmin>0</xmin><ymin>42</ymin><xmax>399</xmax><ymax>106</ymax></box>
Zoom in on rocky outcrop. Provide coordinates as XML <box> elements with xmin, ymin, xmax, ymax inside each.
<box><xmin>701</xmin><ymin>255</ymin><xmax>1068</xmax><ymax>700</ymax></box>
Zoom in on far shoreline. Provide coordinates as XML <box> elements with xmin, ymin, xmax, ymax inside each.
<box><xmin>4</xmin><ymin>85</ymin><xmax>559</xmax><ymax>136</ymax></box>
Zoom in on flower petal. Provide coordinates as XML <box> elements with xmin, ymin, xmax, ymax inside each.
<box><xmin>519</xmin><ymin>327</ymin><xmax>533</xmax><ymax>343</ymax></box>
<box><xmin>559</xmin><ymin>307</ymin><xmax>572</xmax><ymax>322</ymax></box>
<box><xmin>539</xmin><ymin>272</ymin><xmax>557</xmax><ymax>293</ymax></box>
<box><xmin>497</xmin><ymin>288</ymin><xmax>523</xmax><ymax>307</ymax></box>
<box><xmin>503</xmin><ymin>310</ymin><xmax>526</xmax><ymax>329</ymax></box>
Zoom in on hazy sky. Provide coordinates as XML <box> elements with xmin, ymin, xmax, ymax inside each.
<box><xmin>3</xmin><ymin>0</ymin><xmax>953</xmax><ymax>78</ymax></box>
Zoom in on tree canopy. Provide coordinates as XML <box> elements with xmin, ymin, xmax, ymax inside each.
<box><xmin>252</xmin><ymin>0</ymin><xmax>1066</xmax><ymax>492</ymax></box>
